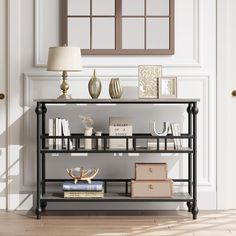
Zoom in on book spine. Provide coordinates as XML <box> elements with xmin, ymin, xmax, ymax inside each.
<box><xmin>170</xmin><ymin>123</ymin><xmax>178</xmax><ymax>150</ymax></box>
<box><xmin>48</xmin><ymin>119</ymin><xmax>54</xmax><ymax>149</ymax></box>
<box><xmin>58</xmin><ymin>118</ymin><xmax>62</xmax><ymax>149</ymax></box>
<box><xmin>174</xmin><ymin>123</ymin><xmax>182</xmax><ymax>149</ymax></box>
<box><xmin>53</xmin><ymin>118</ymin><xmax>56</xmax><ymax>149</ymax></box>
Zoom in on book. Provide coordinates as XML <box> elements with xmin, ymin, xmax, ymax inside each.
<box><xmin>48</xmin><ymin>118</ymin><xmax>54</xmax><ymax>149</ymax></box>
<box><xmin>170</xmin><ymin>123</ymin><xmax>182</xmax><ymax>150</ymax></box>
<box><xmin>64</xmin><ymin>191</ymin><xmax>104</xmax><ymax>198</ymax></box>
<box><xmin>109</xmin><ymin>117</ymin><xmax>133</xmax><ymax>149</ymax></box>
<box><xmin>62</xmin><ymin>181</ymin><xmax>104</xmax><ymax>191</ymax></box>
<box><xmin>56</xmin><ymin>118</ymin><xmax>62</xmax><ymax>150</ymax></box>
<box><xmin>61</xmin><ymin>119</ymin><xmax>73</xmax><ymax>149</ymax></box>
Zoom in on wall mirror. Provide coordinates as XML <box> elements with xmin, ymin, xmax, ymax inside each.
<box><xmin>62</xmin><ymin>0</ymin><xmax>174</xmax><ymax>55</ymax></box>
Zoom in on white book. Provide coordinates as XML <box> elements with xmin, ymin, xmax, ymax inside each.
<box><xmin>170</xmin><ymin>123</ymin><xmax>182</xmax><ymax>150</ymax></box>
<box><xmin>48</xmin><ymin>118</ymin><xmax>54</xmax><ymax>149</ymax></box>
<box><xmin>170</xmin><ymin>123</ymin><xmax>179</xmax><ymax>150</ymax></box>
<box><xmin>174</xmin><ymin>123</ymin><xmax>182</xmax><ymax>149</ymax></box>
<box><xmin>61</xmin><ymin>119</ymin><xmax>73</xmax><ymax>149</ymax></box>
<box><xmin>55</xmin><ymin>118</ymin><xmax>62</xmax><ymax>150</ymax></box>
<box><xmin>109</xmin><ymin>117</ymin><xmax>132</xmax><ymax>149</ymax></box>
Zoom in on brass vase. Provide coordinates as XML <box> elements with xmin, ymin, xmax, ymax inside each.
<box><xmin>109</xmin><ymin>78</ymin><xmax>122</xmax><ymax>99</ymax></box>
<box><xmin>88</xmin><ymin>69</ymin><xmax>102</xmax><ymax>99</ymax></box>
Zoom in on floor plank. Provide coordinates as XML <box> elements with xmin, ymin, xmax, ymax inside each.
<box><xmin>1</xmin><ymin>210</ymin><xmax>236</xmax><ymax>236</ymax></box>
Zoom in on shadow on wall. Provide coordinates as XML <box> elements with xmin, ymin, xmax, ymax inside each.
<box><xmin>0</xmin><ymin>86</ymin><xmax>188</xmax><ymax>211</ymax></box>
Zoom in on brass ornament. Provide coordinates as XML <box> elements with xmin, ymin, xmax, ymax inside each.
<box><xmin>88</xmin><ymin>69</ymin><xmax>102</xmax><ymax>99</ymax></box>
<box><xmin>66</xmin><ymin>167</ymin><xmax>99</xmax><ymax>184</ymax></box>
<box><xmin>109</xmin><ymin>78</ymin><xmax>122</xmax><ymax>99</ymax></box>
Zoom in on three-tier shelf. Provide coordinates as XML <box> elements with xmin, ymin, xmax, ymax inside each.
<box><xmin>35</xmin><ymin>99</ymin><xmax>199</xmax><ymax>219</ymax></box>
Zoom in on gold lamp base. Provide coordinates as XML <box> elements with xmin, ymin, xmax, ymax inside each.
<box><xmin>58</xmin><ymin>94</ymin><xmax>72</xmax><ymax>99</ymax></box>
<box><xmin>57</xmin><ymin>70</ymin><xmax>72</xmax><ymax>99</ymax></box>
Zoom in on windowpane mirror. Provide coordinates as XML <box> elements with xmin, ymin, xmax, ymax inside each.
<box><xmin>64</xmin><ymin>0</ymin><xmax>174</xmax><ymax>55</ymax></box>
<box><xmin>146</xmin><ymin>0</ymin><xmax>169</xmax><ymax>16</ymax></box>
<box><xmin>67</xmin><ymin>0</ymin><xmax>90</xmax><ymax>16</ymax></box>
<box><xmin>122</xmin><ymin>18</ymin><xmax>144</xmax><ymax>49</ymax></box>
<box><xmin>122</xmin><ymin>0</ymin><xmax>145</xmax><ymax>16</ymax></box>
<box><xmin>92</xmin><ymin>18</ymin><xmax>115</xmax><ymax>49</ymax></box>
<box><xmin>92</xmin><ymin>0</ymin><xmax>115</xmax><ymax>16</ymax></box>
<box><xmin>146</xmin><ymin>18</ymin><xmax>169</xmax><ymax>49</ymax></box>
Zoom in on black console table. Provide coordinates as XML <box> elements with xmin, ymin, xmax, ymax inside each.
<box><xmin>34</xmin><ymin>99</ymin><xmax>199</xmax><ymax>219</ymax></box>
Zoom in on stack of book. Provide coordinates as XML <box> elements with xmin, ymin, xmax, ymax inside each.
<box><xmin>48</xmin><ymin>118</ymin><xmax>73</xmax><ymax>150</ymax></box>
<box><xmin>63</xmin><ymin>181</ymin><xmax>104</xmax><ymax>198</ymax></box>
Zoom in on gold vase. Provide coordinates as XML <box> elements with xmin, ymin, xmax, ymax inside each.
<box><xmin>109</xmin><ymin>78</ymin><xmax>122</xmax><ymax>99</ymax></box>
<box><xmin>88</xmin><ymin>69</ymin><xmax>102</xmax><ymax>99</ymax></box>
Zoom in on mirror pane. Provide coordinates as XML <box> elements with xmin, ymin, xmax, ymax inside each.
<box><xmin>122</xmin><ymin>0</ymin><xmax>144</xmax><ymax>16</ymax></box>
<box><xmin>68</xmin><ymin>18</ymin><xmax>90</xmax><ymax>49</ymax></box>
<box><xmin>92</xmin><ymin>18</ymin><xmax>115</xmax><ymax>49</ymax></box>
<box><xmin>146</xmin><ymin>18</ymin><xmax>169</xmax><ymax>49</ymax></box>
<box><xmin>68</xmin><ymin>0</ymin><xmax>90</xmax><ymax>16</ymax></box>
<box><xmin>146</xmin><ymin>0</ymin><xmax>169</xmax><ymax>16</ymax></box>
<box><xmin>122</xmin><ymin>18</ymin><xmax>144</xmax><ymax>49</ymax></box>
<box><xmin>92</xmin><ymin>0</ymin><xmax>115</xmax><ymax>15</ymax></box>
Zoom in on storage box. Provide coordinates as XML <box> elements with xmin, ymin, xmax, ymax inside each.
<box><xmin>135</xmin><ymin>163</ymin><xmax>168</xmax><ymax>180</ymax></box>
<box><xmin>131</xmin><ymin>179</ymin><xmax>173</xmax><ymax>198</ymax></box>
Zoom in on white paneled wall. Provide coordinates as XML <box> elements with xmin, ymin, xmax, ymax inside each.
<box><xmin>6</xmin><ymin>0</ymin><xmax>216</xmax><ymax>210</ymax></box>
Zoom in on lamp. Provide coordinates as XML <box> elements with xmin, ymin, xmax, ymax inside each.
<box><xmin>47</xmin><ymin>45</ymin><xmax>83</xmax><ymax>99</ymax></box>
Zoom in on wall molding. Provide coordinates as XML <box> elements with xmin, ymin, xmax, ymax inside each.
<box><xmin>34</xmin><ymin>0</ymin><xmax>201</xmax><ymax>69</ymax></box>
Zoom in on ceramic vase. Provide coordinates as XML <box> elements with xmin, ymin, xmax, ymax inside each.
<box><xmin>109</xmin><ymin>78</ymin><xmax>122</xmax><ymax>99</ymax></box>
<box><xmin>84</xmin><ymin>127</ymin><xmax>93</xmax><ymax>150</ymax></box>
<box><xmin>88</xmin><ymin>69</ymin><xmax>102</xmax><ymax>99</ymax></box>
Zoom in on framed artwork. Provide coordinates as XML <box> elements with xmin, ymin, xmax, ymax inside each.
<box><xmin>138</xmin><ymin>65</ymin><xmax>162</xmax><ymax>98</ymax></box>
<box><xmin>158</xmin><ymin>77</ymin><xmax>177</xmax><ymax>98</ymax></box>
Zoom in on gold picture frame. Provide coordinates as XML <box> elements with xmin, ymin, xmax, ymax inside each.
<box><xmin>138</xmin><ymin>65</ymin><xmax>162</xmax><ymax>98</ymax></box>
<box><xmin>158</xmin><ymin>77</ymin><xmax>177</xmax><ymax>98</ymax></box>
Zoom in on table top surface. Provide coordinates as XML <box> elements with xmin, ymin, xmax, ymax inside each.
<box><xmin>34</xmin><ymin>98</ymin><xmax>200</xmax><ymax>104</ymax></box>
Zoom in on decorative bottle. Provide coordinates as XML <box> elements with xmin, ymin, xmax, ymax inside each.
<box><xmin>88</xmin><ymin>69</ymin><xmax>102</xmax><ymax>99</ymax></box>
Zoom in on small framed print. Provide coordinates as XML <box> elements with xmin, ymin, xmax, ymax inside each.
<box><xmin>138</xmin><ymin>65</ymin><xmax>162</xmax><ymax>98</ymax></box>
<box><xmin>158</xmin><ymin>77</ymin><xmax>177</xmax><ymax>98</ymax></box>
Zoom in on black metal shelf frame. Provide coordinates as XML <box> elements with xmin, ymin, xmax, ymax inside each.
<box><xmin>35</xmin><ymin>99</ymin><xmax>199</xmax><ymax>220</ymax></box>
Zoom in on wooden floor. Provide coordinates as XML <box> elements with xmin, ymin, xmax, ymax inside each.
<box><xmin>0</xmin><ymin>210</ymin><xmax>236</xmax><ymax>236</ymax></box>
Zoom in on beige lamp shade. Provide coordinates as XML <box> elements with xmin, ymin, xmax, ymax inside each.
<box><xmin>47</xmin><ymin>46</ymin><xmax>83</xmax><ymax>71</ymax></box>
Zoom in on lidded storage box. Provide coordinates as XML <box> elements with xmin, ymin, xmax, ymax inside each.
<box><xmin>131</xmin><ymin>179</ymin><xmax>173</xmax><ymax>198</ymax></box>
<box><xmin>131</xmin><ymin>163</ymin><xmax>172</xmax><ymax>198</ymax></box>
<box><xmin>135</xmin><ymin>163</ymin><xmax>167</xmax><ymax>180</ymax></box>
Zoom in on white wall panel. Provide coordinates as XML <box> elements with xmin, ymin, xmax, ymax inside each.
<box><xmin>4</xmin><ymin>0</ymin><xmax>217</xmax><ymax>210</ymax></box>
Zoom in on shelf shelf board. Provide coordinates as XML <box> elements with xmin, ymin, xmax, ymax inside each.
<box><xmin>34</xmin><ymin>98</ymin><xmax>200</xmax><ymax>104</ymax></box>
<box><xmin>40</xmin><ymin>148</ymin><xmax>193</xmax><ymax>154</ymax></box>
<box><xmin>42</xmin><ymin>192</ymin><xmax>193</xmax><ymax>202</ymax></box>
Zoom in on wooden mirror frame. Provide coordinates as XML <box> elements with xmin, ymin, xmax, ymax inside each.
<box><xmin>61</xmin><ymin>0</ymin><xmax>175</xmax><ymax>55</ymax></box>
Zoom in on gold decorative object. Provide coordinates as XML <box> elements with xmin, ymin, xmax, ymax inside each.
<box><xmin>138</xmin><ymin>65</ymin><xmax>162</xmax><ymax>98</ymax></box>
<box><xmin>109</xmin><ymin>78</ymin><xmax>122</xmax><ymax>99</ymax></box>
<box><xmin>47</xmin><ymin>45</ymin><xmax>83</xmax><ymax>99</ymax></box>
<box><xmin>88</xmin><ymin>69</ymin><xmax>102</xmax><ymax>99</ymax></box>
<box><xmin>66</xmin><ymin>167</ymin><xmax>99</xmax><ymax>184</ymax></box>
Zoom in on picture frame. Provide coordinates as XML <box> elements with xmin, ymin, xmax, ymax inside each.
<box><xmin>138</xmin><ymin>65</ymin><xmax>162</xmax><ymax>98</ymax></box>
<box><xmin>157</xmin><ymin>77</ymin><xmax>177</xmax><ymax>99</ymax></box>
